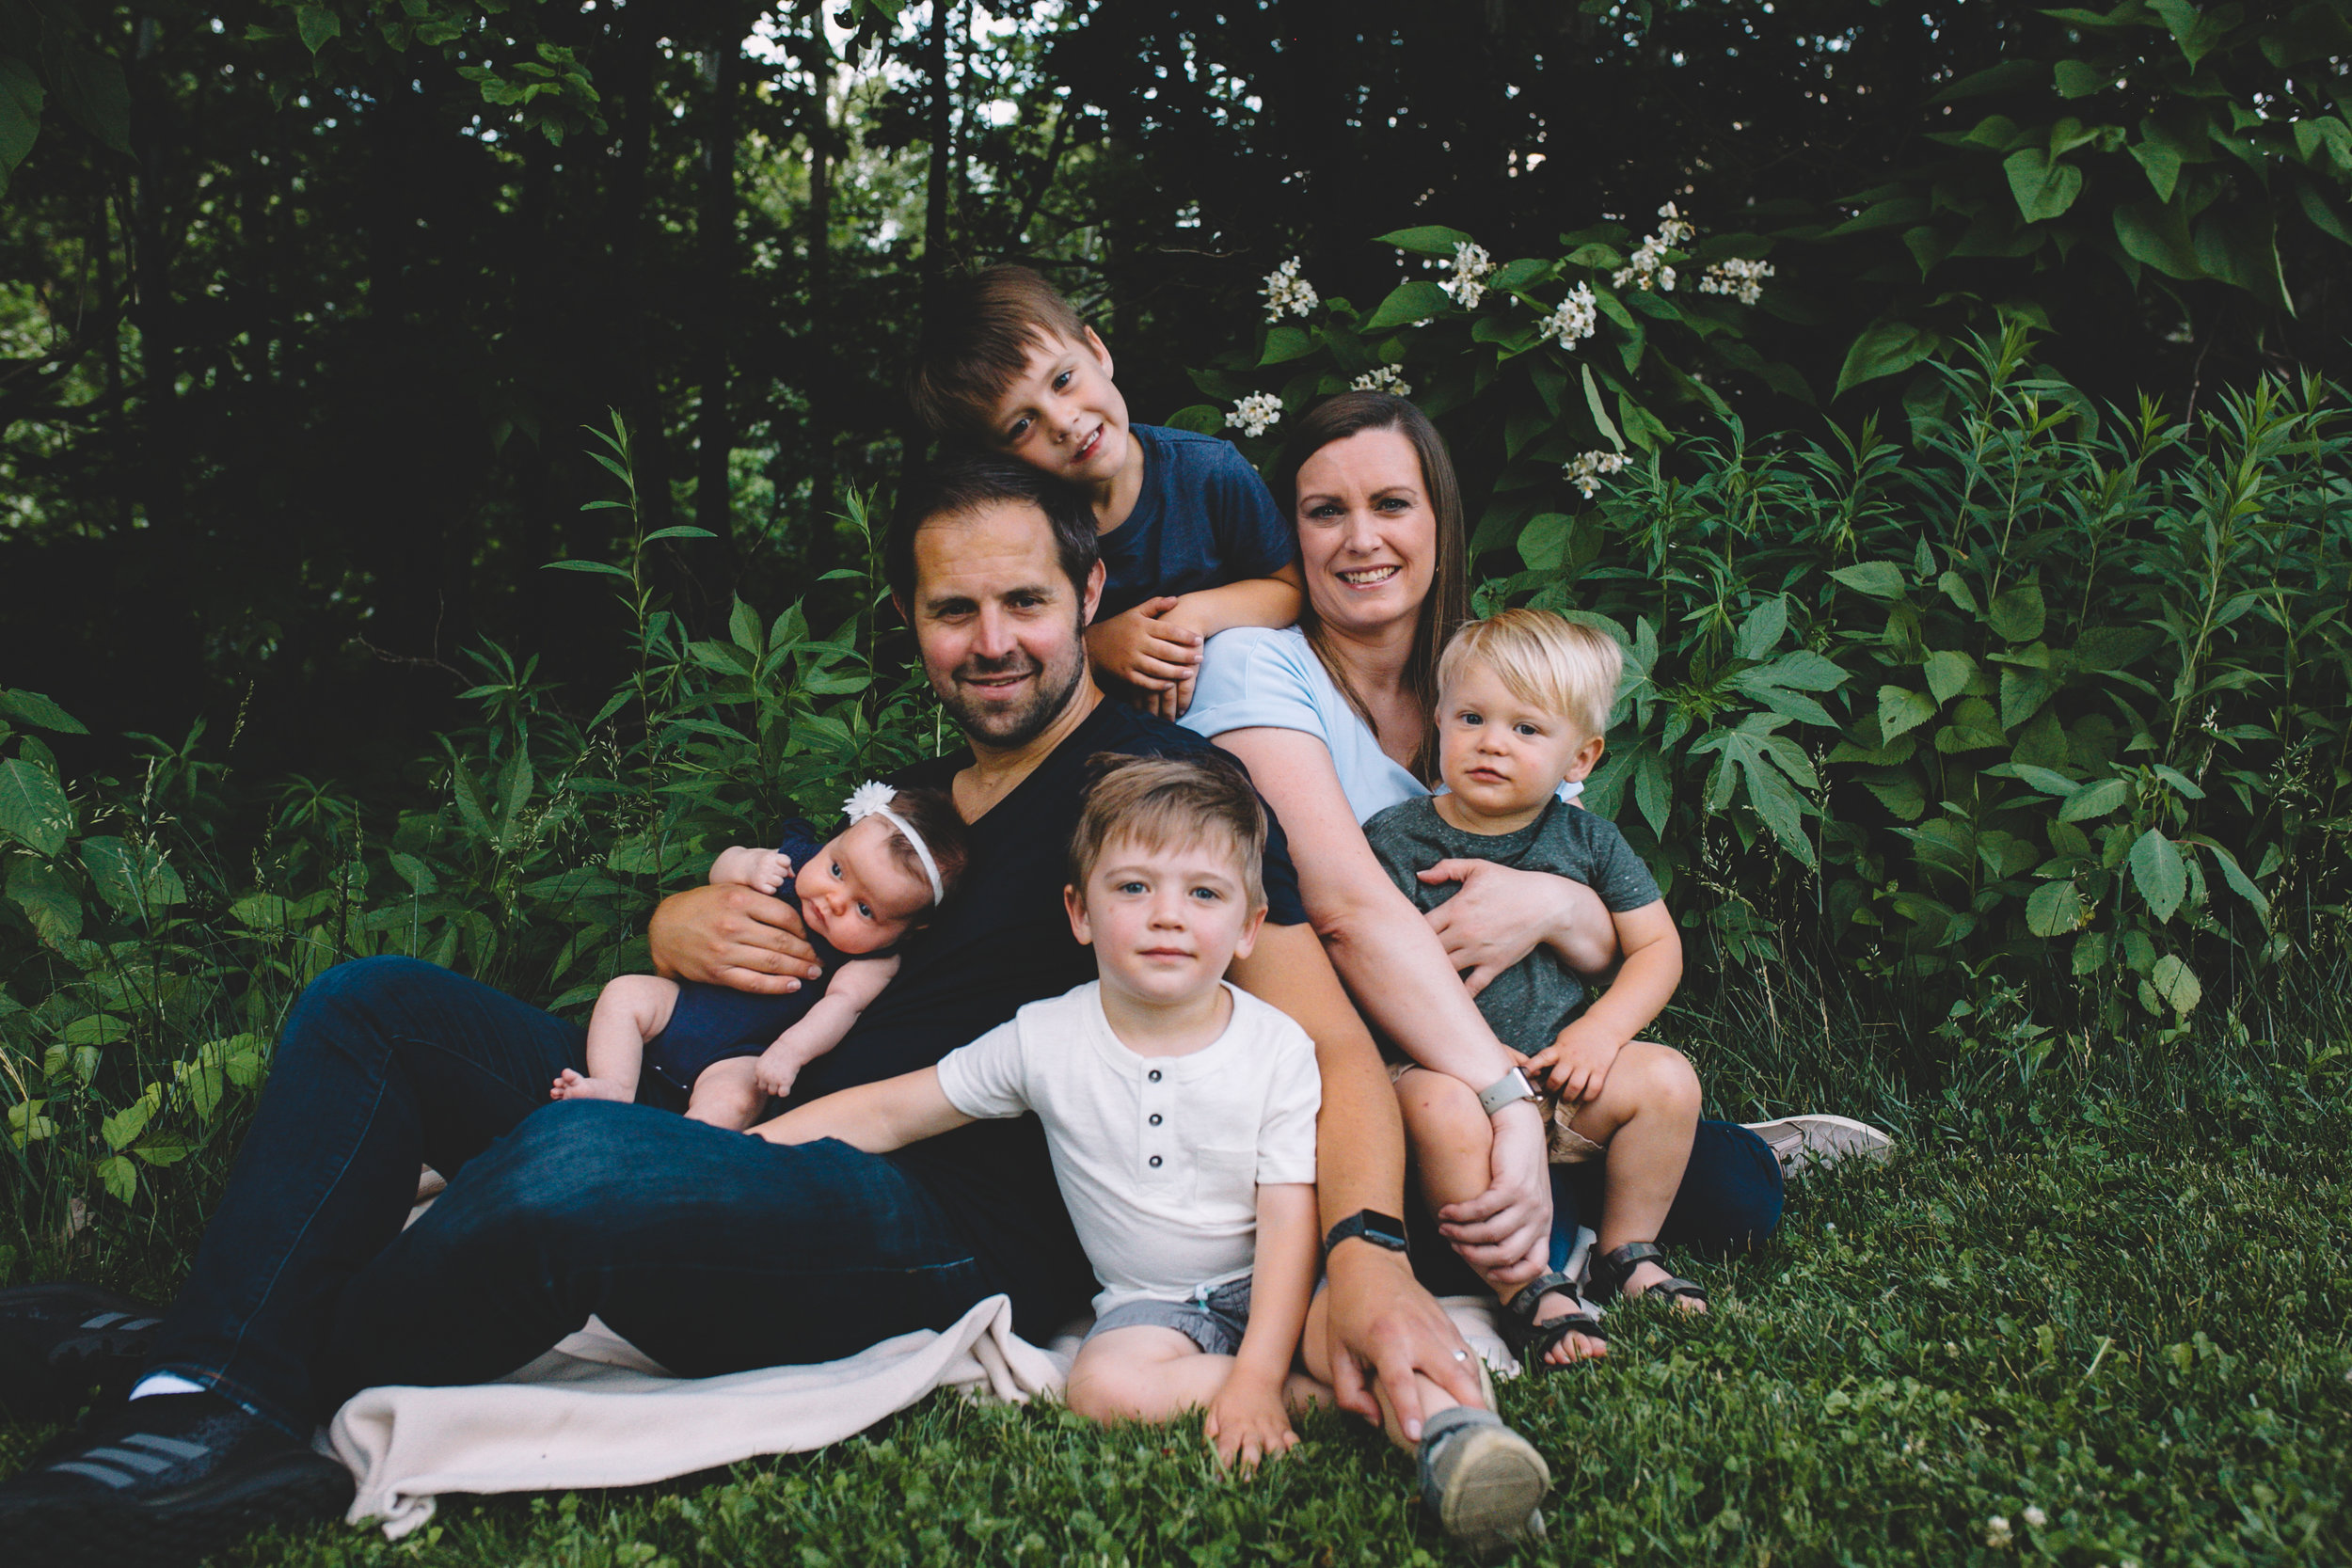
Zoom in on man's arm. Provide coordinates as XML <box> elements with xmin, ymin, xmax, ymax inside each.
<box><xmin>750</xmin><ymin>1066</ymin><xmax>971</xmax><ymax>1151</ymax></box>
<box><xmin>1227</xmin><ymin>923</ymin><xmax>1488</xmax><ymax>1433</ymax></box>
<box><xmin>648</xmin><ymin>883</ymin><xmax>822</xmax><ymax>993</ymax></box>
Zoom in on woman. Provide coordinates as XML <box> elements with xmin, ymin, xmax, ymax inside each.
<box><xmin>1183</xmin><ymin>392</ymin><xmax>1786</xmax><ymax>1368</ymax></box>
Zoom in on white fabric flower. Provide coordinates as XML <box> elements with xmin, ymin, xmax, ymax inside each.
<box><xmin>1699</xmin><ymin>256</ymin><xmax>1775</xmax><ymax>306</ymax></box>
<box><xmin>1350</xmin><ymin>363</ymin><xmax>1413</xmax><ymax>395</ymax></box>
<box><xmin>1443</xmin><ymin>241</ymin><xmax>1495</xmax><ymax>308</ymax></box>
<box><xmin>1261</xmin><ymin>257</ymin><xmax>1319</xmax><ymax>322</ymax></box>
<box><xmin>842</xmin><ymin>781</ymin><xmax>899</xmax><ymax>823</ymax></box>
<box><xmin>1565</xmin><ymin>449</ymin><xmax>1629</xmax><ymax>499</ymax></box>
<box><xmin>1541</xmin><ymin>282</ymin><xmax>1598</xmax><ymax>347</ymax></box>
<box><xmin>1226</xmin><ymin>391</ymin><xmax>1284</xmax><ymax>438</ymax></box>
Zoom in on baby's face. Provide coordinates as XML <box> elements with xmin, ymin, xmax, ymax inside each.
<box><xmin>795</xmin><ymin>816</ymin><xmax>934</xmax><ymax>954</ymax></box>
<box><xmin>1436</xmin><ymin>658</ymin><xmax>1602</xmax><ymax>822</ymax></box>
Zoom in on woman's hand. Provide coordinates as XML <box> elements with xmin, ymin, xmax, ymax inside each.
<box><xmin>1322</xmin><ymin>1242</ymin><xmax>1488</xmax><ymax>1442</ymax></box>
<box><xmin>1434</xmin><ymin>1100</ymin><xmax>1551</xmax><ymax>1285</ymax></box>
<box><xmin>647</xmin><ymin>883</ymin><xmax>820</xmax><ymax>993</ymax></box>
<box><xmin>1418</xmin><ymin>859</ymin><xmax>1618</xmax><ymax>994</ymax></box>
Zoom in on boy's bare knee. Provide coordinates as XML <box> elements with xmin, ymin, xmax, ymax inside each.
<box><xmin>1627</xmin><ymin>1040</ymin><xmax>1701</xmax><ymax>1113</ymax></box>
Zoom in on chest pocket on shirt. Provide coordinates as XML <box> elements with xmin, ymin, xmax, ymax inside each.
<box><xmin>1193</xmin><ymin>1147</ymin><xmax>1257</xmax><ymax>1206</ymax></box>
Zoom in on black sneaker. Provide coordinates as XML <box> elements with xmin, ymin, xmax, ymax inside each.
<box><xmin>0</xmin><ymin>1391</ymin><xmax>354</xmax><ymax>1566</ymax></box>
<box><xmin>0</xmin><ymin>1284</ymin><xmax>168</xmax><ymax>1424</ymax></box>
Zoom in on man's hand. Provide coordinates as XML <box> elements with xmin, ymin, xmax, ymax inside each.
<box><xmin>1419</xmin><ymin>859</ymin><xmax>1615</xmax><ymax>992</ymax></box>
<box><xmin>1085</xmin><ymin>596</ymin><xmax>1203</xmax><ymax>699</ymax></box>
<box><xmin>647</xmin><ymin>883</ymin><xmax>820</xmax><ymax>993</ymax></box>
<box><xmin>1202</xmin><ymin>1373</ymin><xmax>1298</xmax><ymax>1472</ymax></box>
<box><xmin>1434</xmin><ymin>1100</ymin><xmax>1550</xmax><ymax>1286</ymax></box>
<box><xmin>1525</xmin><ymin>1020</ymin><xmax>1627</xmax><ymax>1105</ymax></box>
<box><xmin>1322</xmin><ymin>1241</ymin><xmax>1487</xmax><ymax>1443</ymax></box>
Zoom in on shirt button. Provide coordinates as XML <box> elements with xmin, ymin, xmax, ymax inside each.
<box><xmin>1149</xmin><ymin>1114</ymin><xmax>1163</xmax><ymax>1126</ymax></box>
<box><xmin>1148</xmin><ymin>1069</ymin><xmax>1162</xmax><ymax>1083</ymax></box>
<box><xmin>1149</xmin><ymin>1155</ymin><xmax>1163</xmax><ymax>1167</ymax></box>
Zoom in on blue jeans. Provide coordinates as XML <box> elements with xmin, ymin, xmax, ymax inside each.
<box><xmin>1406</xmin><ymin>1120</ymin><xmax>1785</xmax><ymax>1295</ymax></box>
<box><xmin>143</xmin><ymin>958</ymin><xmax>1005</xmax><ymax>1433</ymax></box>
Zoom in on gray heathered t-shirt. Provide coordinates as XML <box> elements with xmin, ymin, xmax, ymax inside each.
<box><xmin>1363</xmin><ymin>795</ymin><xmax>1662</xmax><ymax>1056</ymax></box>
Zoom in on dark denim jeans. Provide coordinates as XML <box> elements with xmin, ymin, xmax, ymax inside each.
<box><xmin>143</xmin><ymin>958</ymin><xmax>1001</xmax><ymax>1434</ymax></box>
<box><xmin>1406</xmin><ymin>1119</ymin><xmax>1785</xmax><ymax>1296</ymax></box>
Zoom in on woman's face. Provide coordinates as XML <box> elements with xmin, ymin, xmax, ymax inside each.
<box><xmin>1293</xmin><ymin>426</ymin><xmax>1438</xmax><ymax>643</ymax></box>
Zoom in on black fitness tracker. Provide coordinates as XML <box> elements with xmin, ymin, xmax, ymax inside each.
<box><xmin>1323</xmin><ymin>1209</ymin><xmax>1410</xmax><ymax>1261</ymax></box>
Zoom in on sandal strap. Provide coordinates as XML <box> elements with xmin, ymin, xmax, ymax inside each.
<box><xmin>1502</xmin><ymin>1271</ymin><xmax>1580</xmax><ymax>1325</ymax></box>
<box><xmin>1594</xmin><ymin>1241</ymin><xmax>1709</xmax><ymax>1306</ymax></box>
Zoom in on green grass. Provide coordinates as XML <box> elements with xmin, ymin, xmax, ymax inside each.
<box><xmin>5</xmin><ymin>975</ymin><xmax>2348</xmax><ymax>1566</ymax></box>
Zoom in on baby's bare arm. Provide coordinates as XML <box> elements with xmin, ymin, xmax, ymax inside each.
<box><xmin>708</xmin><ymin>846</ymin><xmax>795</xmax><ymax>894</ymax></box>
<box><xmin>755</xmin><ymin>956</ymin><xmax>900</xmax><ymax>1098</ymax></box>
<box><xmin>1525</xmin><ymin>901</ymin><xmax>1682</xmax><ymax>1102</ymax></box>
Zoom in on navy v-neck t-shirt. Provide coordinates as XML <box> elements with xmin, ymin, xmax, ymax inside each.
<box><xmin>783</xmin><ymin>698</ymin><xmax>1308</xmax><ymax>1337</ymax></box>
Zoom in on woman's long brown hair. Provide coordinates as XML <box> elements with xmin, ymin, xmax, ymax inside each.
<box><xmin>1269</xmin><ymin>391</ymin><xmax>1470</xmax><ymax>784</ymax></box>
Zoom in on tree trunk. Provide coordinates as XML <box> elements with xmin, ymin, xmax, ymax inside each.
<box><xmin>692</xmin><ymin>21</ymin><xmax>741</xmax><ymax>558</ymax></box>
<box><xmin>803</xmin><ymin>6</ymin><xmax>839</xmax><ymax>587</ymax></box>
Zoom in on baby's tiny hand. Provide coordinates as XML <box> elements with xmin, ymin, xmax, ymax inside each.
<box><xmin>1202</xmin><ymin>1377</ymin><xmax>1298</xmax><ymax>1473</ymax></box>
<box><xmin>754</xmin><ymin>1041</ymin><xmax>803</xmax><ymax>1100</ymax></box>
<box><xmin>746</xmin><ymin>850</ymin><xmax>795</xmax><ymax>895</ymax></box>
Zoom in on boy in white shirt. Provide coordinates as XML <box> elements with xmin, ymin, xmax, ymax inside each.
<box><xmin>757</xmin><ymin>752</ymin><xmax>1321</xmax><ymax>1466</ymax></box>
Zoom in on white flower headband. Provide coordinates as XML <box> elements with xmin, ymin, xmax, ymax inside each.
<box><xmin>842</xmin><ymin>781</ymin><xmax>945</xmax><ymax>905</ymax></box>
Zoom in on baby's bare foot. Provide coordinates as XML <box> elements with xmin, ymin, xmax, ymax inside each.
<box><xmin>1622</xmin><ymin>1259</ymin><xmax>1708</xmax><ymax>1314</ymax></box>
<box><xmin>1529</xmin><ymin>1289</ymin><xmax>1608</xmax><ymax>1364</ymax></box>
<box><xmin>551</xmin><ymin>1069</ymin><xmax>632</xmax><ymax>1103</ymax></box>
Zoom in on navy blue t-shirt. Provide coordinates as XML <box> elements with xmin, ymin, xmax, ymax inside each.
<box><xmin>784</xmin><ymin>698</ymin><xmax>1310</xmax><ymax>1338</ymax></box>
<box><xmin>1093</xmin><ymin>424</ymin><xmax>1296</xmax><ymax>621</ymax></box>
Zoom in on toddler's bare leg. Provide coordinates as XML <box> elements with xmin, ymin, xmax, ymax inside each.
<box><xmin>683</xmin><ymin>1057</ymin><xmax>769</xmax><ymax>1131</ymax></box>
<box><xmin>1395</xmin><ymin>1069</ymin><xmax>1605</xmax><ymax>1364</ymax></box>
<box><xmin>1064</xmin><ymin>1327</ymin><xmax>1228</xmax><ymax>1425</ymax></box>
<box><xmin>1297</xmin><ymin>1288</ymin><xmax>1462</xmax><ymax>1455</ymax></box>
<box><xmin>554</xmin><ymin>974</ymin><xmax>678</xmax><ymax>1103</ymax></box>
<box><xmin>1564</xmin><ymin>1039</ymin><xmax>1705</xmax><ymax>1312</ymax></box>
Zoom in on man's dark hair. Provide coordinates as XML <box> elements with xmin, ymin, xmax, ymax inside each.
<box><xmin>884</xmin><ymin>451</ymin><xmax>1101</xmax><ymax>610</ymax></box>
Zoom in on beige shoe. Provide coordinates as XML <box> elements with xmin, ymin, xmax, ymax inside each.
<box><xmin>1417</xmin><ymin>1406</ymin><xmax>1550</xmax><ymax>1558</ymax></box>
<box><xmin>1743</xmin><ymin>1114</ymin><xmax>1894</xmax><ymax>1180</ymax></box>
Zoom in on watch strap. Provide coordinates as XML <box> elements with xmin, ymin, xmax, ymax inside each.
<box><xmin>1322</xmin><ymin>1209</ymin><xmax>1409</xmax><ymax>1260</ymax></box>
<box><xmin>1476</xmin><ymin>1066</ymin><xmax>1540</xmax><ymax>1117</ymax></box>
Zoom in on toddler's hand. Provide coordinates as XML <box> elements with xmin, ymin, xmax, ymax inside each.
<box><xmin>754</xmin><ymin>1040</ymin><xmax>803</xmax><ymax>1100</ymax></box>
<box><xmin>1086</xmin><ymin>597</ymin><xmax>1203</xmax><ymax>696</ymax></box>
<box><xmin>1202</xmin><ymin>1376</ymin><xmax>1298</xmax><ymax>1473</ymax></box>
<box><xmin>1527</xmin><ymin>1024</ymin><xmax>1626</xmax><ymax>1105</ymax></box>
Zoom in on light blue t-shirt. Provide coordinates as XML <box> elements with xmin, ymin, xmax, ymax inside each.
<box><xmin>1181</xmin><ymin>626</ymin><xmax>1426</xmax><ymax>824</ymax></box>
<box><xmin>1182</xmin><ymin>625</ymin><xmax>1586</xmax><ymax>825</ymax></box>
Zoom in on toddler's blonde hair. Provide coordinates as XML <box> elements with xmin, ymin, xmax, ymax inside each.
<box><xmin>1438</xmin><ymin>609</ymin><xmax>1624</xmax><ymax>741</ymax></box>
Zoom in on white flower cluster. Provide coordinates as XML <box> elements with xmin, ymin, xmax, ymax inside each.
<box><xmin>1350</xmin><ymin>363</ymin><xmax>1413</xmax><ymax>396</ymax></box>
<box><xmin>1261</xmin><ymin>257</ymin><xmax>1318</xmax><ymax>322</ymax></box>
<box><xmin>1540</xmin><ymin>281</ymin><xmax>1598</xmax><ymax>348</ymax></box>
<box><xmin>1443</xmin><ymin>241</ymin><xmax>1495</xmax><ymax>308</ymax></box>
<box><xmin>1226</xmin><ymin>391</ymin><xmax>1283</xmax><ymax>437</ymax></box>
<box><xmin>1613</xmin><ymin>202</ymin><xmax>1694</xmax><ymax>293</ymax></box>
<box><xmin>2022</xmin><ymin>1506</ymin><xmax>2047</xmax><ymax>1529</ymax></box>
<box><xmin>1565</xmin><ymin>449</ymin><xmax>1629</xmax><ymax>498</ymax></box>
<box><xmin>1699</xmin><ymin>257</ymin><xmax>1775</xmax><ymax>306</ymax></box>
<box><xmin>1984</xmin><ymin>1516</ymin><xmax>2013</xmax><ymax>1550</ymax></box>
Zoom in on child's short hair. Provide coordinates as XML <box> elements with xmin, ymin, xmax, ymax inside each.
<box><xmin>1438</xmin><ymin>610</ymin><xmax>1624</xmax><ymax>740</ymax></box>
<box><xmin>907</xmin><ymin>264</ymin><xmax>1089</xmax><ymax>437</ymax></box>
<box><xmin>870</xmin><ymin>785</ymin><xmax>973</xmax><ymax>907</ymax></box>
<box><xmin>1068</xmin><ymin>752</ymin><xmax>1267</xmax><ymax>911</ymax></box>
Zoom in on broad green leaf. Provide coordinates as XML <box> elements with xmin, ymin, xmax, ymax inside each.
<box><xmin>1581</xmin><ymin>364</ymin><xmax>1624</xmax><ymax>451</ymax></box>
<box><xmin>1518</xmin><ymin>513</ymin><xmax>1571</xmax><ymax>571</ymax></box>
<box><xmin>1862</xmin><ymin>772</ymin><xmax>1926</xmax><ymax>822</ymax></box>
<box><xmin>1361</xmin><ymin>280</ymin><xmax>1451</xmax><ymax>332</ymax></box>
<box><xmin>2114</xmin><ymin>198</ymin><xmax>2204</xmax><ymax>278</ymax></box>
<box><xmin>0</xmin><ymin>689</ymin><xmax>87</xmax><ymax>734</ymax></box>
<box><xmin>641</xmin><ymin>526</ymin><xmax>716</xmax><ymax>545</ymax></box>
<box><xmin>60</xmin><ymin>1013</ymin><xmax>126</xmax><ymax>1046</ymax></box>
<box><xmin>2026</xmin><ymin>879</ymin><xmax>2086</xmax><ymax>937</ymax></box>
<box><xmin>97</xmin><ymin>1154</ymin><xmax>138</xmax><ymax>1204</ymax></box>
<box><xmin>2129</xmin><ymin>828</ymin><xmax>2186</xmax><ymax>922</ymax></box>
<box><xmin>1987</xmin><ymin>583</ymin><xmax>2046</xmax><ymax>642</ymax></box>
<box><xmin>1924</xmin><ymin>650</ymin><xmax>1975</xmax><ymax>705</ymax></box>
<box><xmin>542</xmin><ymin>559</ymin><xmax>633</xmax><ymax>579</ymax></box>
<box><xmin>2004</xmin><ymin>148</ymin><xmax>2086</xmax><ymax>223</ymax></box>
<box><xmin>80</xmin><ymin>837</ymin><xmax>186</xmax><ymax>917</ymax></box>
<box><xmin>1633</xmin><ymin>746</ymin><xmax>1671</xmax><ymax>839</ymax></box>
<box><xmin>2130</xmin><ymin>135</ymin><xmax>2185</xmax><ymax>202</ymax></box>
<box><xmin>2073</xmin><ymin>625</ymin><xmax>2163</xmax><ymax>671</ymax></box>
<box><xmin>1836</xmin><ymin>320</ymin><xmax>1939</xmax><ymax>399</ymax></box>
<box><xmin>1752</xmin><ymin>651</ymin><xmax>1848</xmax><ymax>692</ymax></box>
<box><xmin>2198</xmin><ymin>840</ymin><xmax>2270</xmax><ymax>923</ymax></box>
<box><xmin>100</xmin><ymin>1096</ymin><xmax>152</xmax><ymax>1151</ymax></box>
<box><xmin>1734</xmin><ymin>597</ymin><xmax>1788</xmax><ymax>661</ymax></box>
<box><xmin>1879</xmin><ymin>686</ymin><xmax>1938</xmax><ymax>742</ymax></box>
<box><xmin>2059</xmin><ymin>776</ymin><xmax>2130</xmax><ymax>820</ymax></box>
<box><xmin>0</xmin><ymin>55</ymin><xmax>43</xmax><ymax>181</ymax></box>
<box><xmin>2007</xmin><ymin>765</ymin><xmax>2078</xmax><ymax>798</ymax></box>
<box><xmin>2149</xmin><ymin>953</ymin><xmax>2201</xmax><ymax>1014</ymax></box>
<box><xmin>1163</xmin><ymin>404</ymin><xmax>1225</xmax><ymax>436</ymax></box>
<box><xmin>53</xmin><ymin>48</ymin><xmax>131</xmax><ymax>155</ymax></box>
<box><xmin>388</xmin><ymin>851</ymin><xmax>437</xmax><ymax>894</ymax></box>
<box><xmin>2053</xmin><ymin>59</ymin><xmax>2109</xmax><ymax>99</ymax></box>
<box><xmin>1375</xmin><ymin>225</ymin><xmax>1473</xmax><ymax>257</ymax></box>
<box><xmin>0</xmin><ymin>756</ymin><xmax>73</xmax><ymax>855</ymax></box>
<box><xmin>295</xmin><ymin>5</ymin><xmax>342</xmax><ymax>52</ymax></box>
<box><xmin>7</xmin><ymin>858</ymin><xmax>81</xmax><ymax>945</ymax></box>
<box><xmin>1832</xmin><ymin>561</ymin><xmax>1907</xmax><ymax>599</ymax></box>
<box><xmin>1260</xmin><ymin>325</ymin><xmax>1317</xmax><ymax>365</ymax></box>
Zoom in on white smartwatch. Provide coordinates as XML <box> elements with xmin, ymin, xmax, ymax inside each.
<box><xmin>1476</xmin><ymin>1066</ymin><xmax>1542</xmax><ymax>1117</ymax></box>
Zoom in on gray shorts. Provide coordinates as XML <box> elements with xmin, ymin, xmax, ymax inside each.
<box><xmin>1084</xmin><ymin>1277</ymin><xmax>1254</xmax><ymax>1356</ymax></box>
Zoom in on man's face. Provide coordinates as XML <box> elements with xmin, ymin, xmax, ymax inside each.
<box><xmin>981</xmin><ymin>328</ymin><xmax>1133</xmax><ymax>489</ymax></box>
<box><xmin>902</xmin><ymin>500</ymin><xmax>1104</xmax><ymax>751</ymax></box>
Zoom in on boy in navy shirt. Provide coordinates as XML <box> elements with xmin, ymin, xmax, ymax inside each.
<box><xmin>909</xmin><ymin>265</ymin><xmax>1301</xmax><ymax>719</ymax></box>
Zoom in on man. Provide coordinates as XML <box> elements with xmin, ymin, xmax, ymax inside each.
<box><xmin>0</xmin><ymin>455</ymin><xmax>1528</xmax><ymax>1563</ymax></box>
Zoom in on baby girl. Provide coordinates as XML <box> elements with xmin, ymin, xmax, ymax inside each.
<box><xmin>553</xmin><ymin>782</ymin><xmax>971</xmax><ymax>1129</ymax></box>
